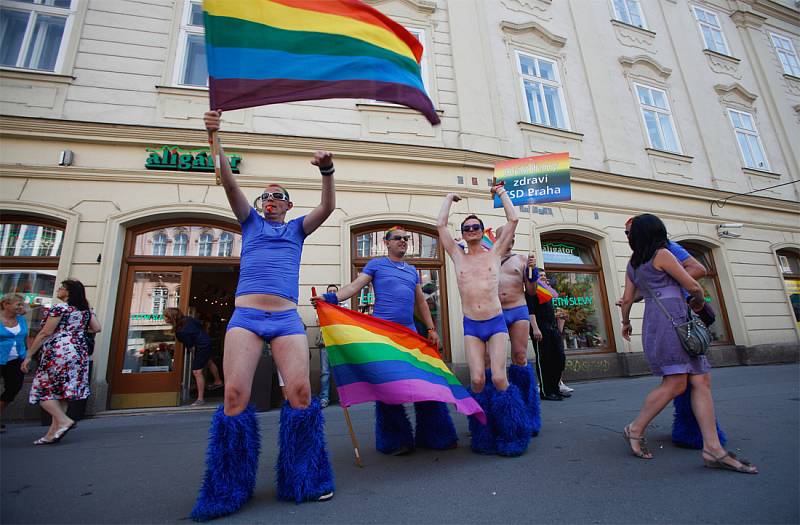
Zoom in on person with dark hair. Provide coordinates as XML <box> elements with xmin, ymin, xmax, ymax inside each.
<box><xmin>619</xmin><ymin>214</ymin><xmax>757</xmax><ymax>474</ymax></box>
<box><xmin>191</xmin><ymin>110</ymin><xmax>336</xmax><ymax>521</ymax></box>
<box><xmin>164</xmin><ymin>308</ymin><xmax>223</xmax><ymax>406</ymax></box>
<box><xmin>0</xmin><ymin>294</ymin><xmax>28</xmax><ymax>433</ymax></box>
<box><xmin>21</xmin><ymin>279</ymin><xmax>101</xmax><ymax>445</ymax></box>
<box><xmin>437</xmin><ymin>184</ymin><xmax>531</xmax><ymax>457</ymax></box>
<box><xmin>526</xmin><ymin>269</ymin><xmax>567</xmax><ymax>402</ymax></box>
<box><xmin>313</xmin><ymin>227</ymin><xmax>457</xmax><ymax>455</ymax></box>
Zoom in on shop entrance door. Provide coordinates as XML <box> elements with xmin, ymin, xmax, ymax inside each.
<box><xmin>110</xmin><ymin>266</ymin><xmax>191</xmax><ymax>409</ymax></box>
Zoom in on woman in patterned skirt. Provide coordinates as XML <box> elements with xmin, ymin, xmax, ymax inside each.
<box><xmin>22</xmin><ymin>279</ymin><xmax>101</xmax><ymax>445</ymax></box>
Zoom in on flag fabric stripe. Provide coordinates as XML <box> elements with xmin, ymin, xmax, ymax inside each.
<box><xmin>325</xmin><ymin>341</ymin><xmax>459</xmax><ymax>384</ymax></box>
<box><xmin>203</xmin><ymin>16</ymin><xmax>421</xmax><ymax>77</ymax></box>
<box><xmin>204</xmin><ymin>0</ymin><xmax>416</xmax><ymax>62</ymax></box>
<box><xmin>338</xmin><ymin>380</ymin><xmax>484</xmax><ymax>420</ymax></box>
<box><xmin>333</xmin><ymin>361</ymin><xmax>471</xmax><ymax>398</ymax></box>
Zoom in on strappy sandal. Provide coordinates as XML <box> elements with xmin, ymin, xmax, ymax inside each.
<box><xmin>703</xmin><ymin>449</ymin><xmax>758</xmax><ymax>474</ymax></box>
<box><xmin>623</xmin><ymin>424</ymin><xmax>653</xmax><ymax>459</ymax></box>
<box><xmin>33</xmin><ymin>436</ymin><xmax>57</xmax><ymax>445</ymax></box>
<box><xmin>52</xmin><ymin>422</ymin><xmax>77</xmax><ymax>443</ymax></box>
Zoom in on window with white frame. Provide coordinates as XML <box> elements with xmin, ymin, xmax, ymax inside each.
<box><xmin>152</xmin><ymin>286</ymin><xmax>168</xmax><ymax>316</ymax></box>
<box><xmin>770</xmin><ymin>32</ymin><xmax>800</xmax><ymax>77</ymax></box>
<box><xmin>517</xmin><ymin>51</ymin><xmax>570</xmax><ymax>130</ymax></box>
<box><xmin>173</xmin><ymin>232</ymin><xmax>188</xmax><ymax>256</ymax></box>
<box><xmin>0</xmin><ymin>0</ymin><xmax>74</xmax><ymax>72</ymax></box>
<box><xmin>198</xmin><ymin>232</ymin><xmax>213</xmax><ymax>256</ymax></box>
<box><xmin>612</xmin><ymin>0</ymin><xmax>647</xmax><ymax>29</ymax></box>
<box><xmin>635</xmin><ymin>83</ymin><xmax>681</xmax><ymax>153</ymax></box>
<box><xmin>727</xmin><ymin>109</ymin><xmax>769</xmax><ymax>171</ymax></box>
<box><xmin>217</xmin><ymin>232</ymin><xmax>233</xmax><ymax>257</ymax></box>
<box><xmin>692</xmin><ymin>6</ymin><xmax>730</xmax><ymax>55</ymax></box>
<box><xmin>405</xmin><ymin>27</ymin><xmax>430</xmax><ymax>94</ymax></box>
<box><xmin>152</xmin><ymin>232</ymin><xmax>168</xmax><ymax>256</ymax></box>
<box><xmin>175</xmin><ymin>0</ymin><xmax>207</xmax><ymax>87</ymax></box>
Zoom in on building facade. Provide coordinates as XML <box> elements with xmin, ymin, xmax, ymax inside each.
<box><xmin>1</xmin><ymin>0</ymin><xmax>798</xmax><ymax>413</ymax></box>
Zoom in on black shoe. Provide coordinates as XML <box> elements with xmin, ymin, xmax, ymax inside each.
<box><xmin>559</xmin><ymin>391</ymin><xmax>572</xmax><ymax>398</ymax></box>
<box><xmin>542</xmin><ymin>393</ymin><xmax>563</xmax><ymax>401</ymax></box>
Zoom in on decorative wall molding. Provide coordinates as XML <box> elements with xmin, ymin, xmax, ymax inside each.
<box><xmin>500</xmin><ymin>20</ymin><xmax>567</xmax><ymax>49</ymax></box>
<box><xmin>740</xmin><ymin>0</ymin><xmax>800</xmax><ymax>26</ymax></box>
<box><xmin>364</xmin><ymin>0</ymin><xmax>436</xmax><ymax>15</ymax></box>
<box><xmin>729</xmin><ymin>9</ymin><xmax>767</xmax><ymax>29</ymax></box>
<box><xmin>0</xmin><ymin>69</ymin><xmax>75</xmax><ymax>84</ymax></box>
<box><xmin>500</xmin><ymin>0</ymin><xmax>552</xmax><ymax>20</ymax></box>
<box><xmin>714</xmin><ymin>82</ymin><xmax>758</xmax><ymax>107</ymax></box>
<box><xmin>704</xmin><ymin>49</ymin><xmax>742</xmax><ymax>79</ymax></box>
<box><xmin>784</xmin><ymin>74</ymin><xmax>800</xmax><ymax>98</ymax></box>
<box><xmin>619</xmin><ymin>55</ymin><xmax>672</xmax><ymax>81</ymax></box>
<box><xmin>610</xmin><ymin>20</ymin><xmax>657</xmax><ymax>52</ymax></box>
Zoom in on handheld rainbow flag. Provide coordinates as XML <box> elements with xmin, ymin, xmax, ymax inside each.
<box><xmin>536</xmin><ymin>277</ymin><xmax>559</xmax><ymax>303</ymax></box>
<box><xmin>480</xmin><ymin>228</ymin><xmax>496</xmax><ymax>251</ymax></box>
<box><xmin>317</xmin><ymin>301</ymin><xmax>485</xmax><ymax>423</ymax></box>
<box><xmin>202</xmin><ymin>0</ymin><xmax>440</xmax><ymax>124</ymax></box>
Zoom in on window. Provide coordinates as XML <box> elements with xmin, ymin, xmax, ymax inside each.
<box><xmin>218</xmin><ymin>232</ymin><xmax>233</xmax><ymax>257</ymax></box>
<box><xmin>152</xmin><ymin>286</ymin><xmax>168</xmax><ymax>316</ymax></box>
<box><xmin>198</xmin><ymin>232</ymin><xmax>213</xmax><ymax>256</ymax></box>
<box><xmin>612</xmin><ymin>0</ymin><xmax>647</xmax><ymax>29</ymax></box>
<box><xmin>683</xmin><ymin>243</ymin><xmax>732</xmax><ymax>344</ymax></box>
<box><xmin>635</xmin><ymin>84</ymin><xmax>681</xmax><ymax>153</ymax></box>
<box><xmin>406</xmin><ymin>27</ymin><xmax>429</xmax><ymax>93</ymax></box>
<box><xmin>776</xmin><ymin>249</ymin><xmax>800</xmax><ymax>330</ymax></box>
<box><xmin>692</xmin><ymin>6</ymin><xmax>730</xmax><ymax>55</ymax></box>
<box><xmin>134</xmin><ymin>226</ymin><xmax>240</xmax><ymax>257</ymax></box>
<box><xmin>770</xmin><ymin>33</ymin><xmax>800</xmax><ymax>77</ymax></box>
<box><xmin>173</xmin><ymin>232</ymin><xmax>188</xmax><ymax>256</ymax></box>
<box><xmin>517</xmin><ymin>51</ymin><xmax>569</xmax><ymax>130</ymax></box>
<box><xmin>152</xmin><ymin>232</ymin><xmax>168</xmax><ymax>256</ymax></box>
<box><xmin>0</xmin><ymin>222</ymin><xmax>64</xmax><ymax>257</ymax></box>
<box><xmin>728</xmin><ymin>109</ymin><xmax>769</xmax><ymax>171</ymax></box>
<box><xmin>175</xmin><ymin>0</ymin><xmax>207</xmax><ymax>87</ymax></box>
<box><xmin>0</xmin><ymin>0</ymin><xmax>73</xmax><ymax>72</ymax></box>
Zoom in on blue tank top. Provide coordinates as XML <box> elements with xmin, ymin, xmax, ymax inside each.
<box><xmin>362</xmin><ymin>257</ymin><xmax>419</xmax><ymax>327</ymax></box>
<box><xmin>236</xmin><ymin>207</ymin><xmax>307</xmax><ymax>303</ymax></box>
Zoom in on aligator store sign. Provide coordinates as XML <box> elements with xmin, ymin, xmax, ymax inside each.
<box><xmin>542</xmin><ymin>242</ymin><xmax>583</xmax><ymax>265</ymax></box>
<box><xmin>145</xmin><ymin>146</ymin><xmax>242</xmax><ymax>173</ymax></box>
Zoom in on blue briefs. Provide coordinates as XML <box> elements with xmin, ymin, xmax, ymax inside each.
<box><xmin>502</xmin><ymin>305</ymin><xmax>530</xmax><ymax>328</ymax></box>
<box><xmin>463</xmin><ymin>313</ymin><xmax>508</xmax><ymax>343</ymax></box>
<box><xmin>227</xmin><ymin>307</ymin><xmax>305</xmax><ymax>342</ymax></box>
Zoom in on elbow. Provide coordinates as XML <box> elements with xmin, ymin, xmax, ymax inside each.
<box><xmin>507</xmin><ymin>216</ymin><xmax>519</xmax><ymax>226</ymax></box>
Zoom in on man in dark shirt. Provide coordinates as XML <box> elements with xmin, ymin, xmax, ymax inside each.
<box><xmin>526</xmin><ymin>270</ymin><xmax>567</xmax><ymax>401</ymax></box>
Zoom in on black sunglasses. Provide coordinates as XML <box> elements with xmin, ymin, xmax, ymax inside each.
<box><xmin>261</xmin><ymin>191</ymin><xmax>289</xmax><ymax>202</ymax></box>
<box><xmin>461</xmin><ymin>224</ymin><xmax>483</xmax><ymax>232</ymax></box>
<box><xmin>388</xmin><ymin>235</ymin><xmax>410</xmax><ymax>241</ymax></box>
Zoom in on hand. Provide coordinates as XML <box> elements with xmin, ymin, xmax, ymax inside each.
<box><xmin>527</xmin><ymin>254</ymin><xmax>537</xmax><ymax>268</ymax></box>
<box><xmin>21</xmin><ymin>357</ymin><xmax>32</xmax><ymax>374</ymax></box>
<box><xmin>490</xmin><ymin>177</ymin><xmax>505</xmax><ymax>197</ymax></box>
<box><xmin>622</xmin><ymin>321</ymin><xmax>632</xmax><ymax>341</ymax></box>
<box><xmin>203</xmin><ymin>110</ymin><xmax>222</xmax><ymax>133</ymax></box>
<box><xmin>427</xmin><ymin>329</ymin><xmax>440</xmax><ymax>348</ymax></box>
<box><xmin>531</xmin><ymin>327</ymin><xmax>542</xmax><ymax>341</ymax></box>
<box><xmin>446</xmin><ymin>193</ymin><xmax>461</xmax><ymax>202</ymax></box>
<box><xmin>311</xmin><ymin>151</ymin><xmax>333</xmax><ymax>169</ymax></box>
<box><xmin>689</xmin><ymin>296</ymin><xmax>704</xmax><ymax>312</ymax></box>
<box><xmin>310</xmin><ymin>295</ymin><xmax>323</xmax><ymax>309</ymax></box>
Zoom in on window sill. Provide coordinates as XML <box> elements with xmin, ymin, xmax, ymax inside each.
<box><xmin>155</xmin><ymin>84</ymin><xmax>209</xmax><ymax>95</ymax></box>
<box><xmin>517</xmin><ymin>121</ymin><xmax>583</xmax><ymax>141</ymax></box>
<box><xmin>609</xmin><ymin>19</ymin><xmax>656</xmax><ymax>37</ymax></box>
<box><xmin>356</xmin><ymin>102</ymin><xmax>444</xmax><ymax>117</ymax></box>
<box><xmin>644</xmin><ymin>148</ymin><xmax>693</xmax><ymax>163</ymax></box>
<box><xmin>0</xmin><ymin>68</ymin><xmax>74</xmax><ymax>84</ymax></box>
<box><xmin>702</xmin><ymin>49</ymin><xmax>740</xmax><ymax>65</ymax></box>
<box><xmin>742</xmin><ymin>167</ymin><xmax>780</xmax><ymax>179</ymax></box>
<box><xmin>783</xmin><ymin>73</ymin><xmax>800</xmax><ymax>83</ymax></box>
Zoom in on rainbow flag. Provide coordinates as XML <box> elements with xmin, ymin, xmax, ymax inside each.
<box><xmin>202</xmin><ymin>0</ymin><xmax>440</xmax><ymax>124</ymax></box>
<box><xmin>317</xmin><ymin>301</ymin><xmax>485</xmax><ymax>423</ymax></box>
<box><xmin>480</xmin><ymin>228</ymin><xmax>496</xmax><ymax>251</ymax></box>
<box><xmin>536</xmin><ymin>278</ymin><xmax>559</xmax><ymax>303</ymax></box>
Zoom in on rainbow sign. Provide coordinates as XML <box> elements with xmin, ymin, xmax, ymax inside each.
<box><xmin>493</xmin><ymin>152</ymin><xmax>571</xmax><ymax>208</ymax></box>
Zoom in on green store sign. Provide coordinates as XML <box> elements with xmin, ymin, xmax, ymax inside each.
<box><xmin>553</xmin><ymin>295</ymin><xmax>593</xmax><ymax>308</ymax></box>
<box><xmin>130</xmin><ymin>313</ymin><xmax>165</xmax><ymax>321</ymax></box>
<box><xmin>145</xmin><ymin>146</ymin><xmax>242</xmax><ymax>173</ymax></box>
<box><xmin>543</xmin><ymin>242</ymin><xmax>578</xmax><ymax>256</ymax></box>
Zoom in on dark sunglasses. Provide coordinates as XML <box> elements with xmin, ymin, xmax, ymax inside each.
<box><xmin>388</xmin><ymin>235</ymin><xmax>410</xmax><ymax>241</ymax></box>
<box><xmin>461</xmin><ymin>224</ymin><xmax>483</xmax><ymax>232</ymax></box>
<box><xmin>261</xmin><ymin>191</ymin><xmax>289</xmax><ymax>202</ymax></box>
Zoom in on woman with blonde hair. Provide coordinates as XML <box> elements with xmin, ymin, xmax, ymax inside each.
<box><xmin>163</xmin><ymin>307</ymin><xmax>222</xmax><ymax>406</ymax></box>
<box><xmin>0</xmin><ymin>294</ymin><xmax>28</xmax><ymax>433</ymax></box>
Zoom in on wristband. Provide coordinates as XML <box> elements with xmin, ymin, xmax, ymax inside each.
<box><xmin>427</xmin><ymin>327</ymin><xmax>436</xmax><ymax>332</ymax></box>
<box><xmin>323</xmin><ymin>292</ymin><xmax>339</xmax><ymax>304</ymax></box>
<box><xmin>319</xmin><ymin>165</ymin><xmax>335</xmax><ymax>176</ymax></box>
<box><xmin>496</xmin><ymin>187</ymin><xmax>506</xmax><ymax>196</ymax></box>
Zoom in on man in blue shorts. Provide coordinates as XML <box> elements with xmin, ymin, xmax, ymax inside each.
<box><xmin>437</xmin><ymin>184</ymin><xmax>531</xmax><ymax>456</ymax></box>
<box><xmin>314</xmin><ymin>226</ymin><xmax>457</xmax><ymax>455</ymax></box>
<box><xmin>191</xmin><ymin>110</ymin><xmax>336</xmax><ymax>521</ymax></box>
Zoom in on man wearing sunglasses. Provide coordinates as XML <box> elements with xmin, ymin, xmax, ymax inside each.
<box><xmin>191</xmin><ymin>110</ymin><xmax>336</xmax><ymax>521</ymax></box>
<box><xmin>437</xmin><ymin>184</ymin><xmax>531</xmax><ymax>457</ymax></box>
<box><xmin>313</xmin><ymin>226</ymin><xmax>458</xmax><ymax>456</ymax></box>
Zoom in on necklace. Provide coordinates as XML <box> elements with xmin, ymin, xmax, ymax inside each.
<box><xmin>387</xmin><ymin>257</ymin><xmax>406</xmax><ymax>269</ymax></box>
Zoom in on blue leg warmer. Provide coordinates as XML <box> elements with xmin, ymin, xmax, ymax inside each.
<box><xmin>468</xmin><ymin>384</ymin><xmax>496</xmax><ymax>455</ymax></box>
<box><xmin>190</xmin><ymin>405</ymin><xmax>260</xmax><ymax>521</ymax></box>
<box><xmin>507</xmin><ymin>363</ymin><xmax>541</xmax><ymax>437</ymax></box>
<box><xmin>275</xmin><ymin>398</ymin><xmax>335</xmax><ymax>503</ymax></box>
<box><xmin>375</xmin><ymin>401</ymin><xmax>414</xmax><ymax>455</ymax></box>
<box><xmin>413</xmin><ymin>401</ymin><xmax>458</xmax><ymax>450</ymax></box>
<box><xmin>671</xmin><ymin>383</ymin><xmax>728</xmax><ymax>449</ymax></box>
<box><xmin>491</xmin><ymin>383</ymin><xmax>532</xmax><ymax>457</ymax></box>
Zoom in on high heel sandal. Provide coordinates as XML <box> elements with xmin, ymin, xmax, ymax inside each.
<box><xmin>623</xmin><ymin>424</ymin><xmax>653</xmax><ymax>459</ymax></box>
<box><xmin>702</xmin><ymin>449</ymin><xmax>758</xmax><ymax>474</ymax></box>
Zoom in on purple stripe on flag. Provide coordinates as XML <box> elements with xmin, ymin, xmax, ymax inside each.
<box><xmin>337</xmin><ymin>379</ymin><xmax>486</xmax><ymax>424</ymax></box>
<box><xmin>209</xmin><ymin>77</ymin><xmax>440</xmax><ymax>125</ymax></box>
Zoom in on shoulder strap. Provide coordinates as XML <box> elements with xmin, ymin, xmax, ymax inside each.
<box><xmin>634</xmin><ymin>267</ymin><xmax>676</xmax><ymax>324</ymax></box>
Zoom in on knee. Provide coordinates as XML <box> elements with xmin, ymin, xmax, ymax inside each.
<box><xmin>492</xmin><ymin>373</ymin><xmax>508</xmax><ymax>390</ymax></box>
<box><xmin>511</xmin><ymin>350</ymin><xmax>527</xmax><ymax>367</ymax></box>
<box><xmin>471</xmin><ymin>376</ymin><xmax>486</xmax><ymax>393</ymax></box>
<box><xmin>690</xmin><ymin>374</ymin><xmax>711</xmax><ymax>392</ymax></box>
<box><xmin>286</xmin><ymin>383</ymin><xmax>311</xmax><ymax>409</ymax></box>
<box><xmin>669</xmin><ymin>377</ymin><xmax>689</xmax><ymax>397</ymax></box>
<box><xmin>223</xmin><ymin>385</ymin><xmax>250</xmax><ymax>415</ymax></box>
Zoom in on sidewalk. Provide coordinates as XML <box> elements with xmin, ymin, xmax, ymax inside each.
<box><xmin>2</xmin><ymin>364</ymin><xmax>798</xmax><ymax>524</ymax></box>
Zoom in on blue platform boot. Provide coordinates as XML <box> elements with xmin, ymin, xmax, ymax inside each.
<box><xmin>275</xmin><ymin>398</ymin><xmax>335</xmax><ymax>503</ymax></box>
<box><xmin>507</xmin><ymin>363</ymin><xmax>541</xmax><ymax>437</ymax></box>
<box><xmin>491</xmin><ymin>383</ymin><xmax>532</xmax><ymax>457</ymax></box>
<box><xmin>671</xmin><ymin>383</ymin><xmax>727</xmax><ymax>449</ymax></box>
<box><xmin>413</xmin><ymin>401</ymin><xmax>458</xmax><ymax>450</ymax></box>
<box><xmin>375</xmin><ymin>401</ymin><xmax>414</xmax><ymax>455</ymax></box>
<box><xmin>468</xmin><ymin>383</ymin><xmax>496</xmax><ymax>455</ymax></box>
<box><xmin>190</xmin><ymin>405</ymin><xmax>260</xmax><ymax>521</ymax></box>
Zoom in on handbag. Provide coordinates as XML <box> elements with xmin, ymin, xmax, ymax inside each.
<box><xmin>635</xmin><ymin>269</ymin><xmax>712</xmax><ymax>357</ymax></box>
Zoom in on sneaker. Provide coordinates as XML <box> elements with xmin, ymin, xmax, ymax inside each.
<box><xmin>190</xmin><ymin>399</ymin><xmax>206</xmax><ymax>407</ymax></box>
<box><xmin>320</xmin><ymin>398</ymin><xmax>329</xmax><ymax>408</ymax></box>
<box><xmin>317</xmin><ymin>491</ymin><xmax>334</xmax><ymax>502</ymax></box>
<box><xmin>559</xmin><ymin>381</ymin><xmax>574</xmax><ymax>394</ymax></box>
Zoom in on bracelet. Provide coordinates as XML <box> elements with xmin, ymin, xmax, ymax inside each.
<box><xmin>427</xmin><ymin>327</ymin><xmax>436</xmax><ymax>332</ymax></box>
<box><xmin>319</xmin><ymin>165</ymin><xmax>335</xmax><ymax>176</ymax></box>
<box><xmin>495</xmin><ymin>188</ymin><xmax>506</xmax><ymax>196</ymax></box>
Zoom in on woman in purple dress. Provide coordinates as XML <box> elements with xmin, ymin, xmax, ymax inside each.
<box><xmin>618</xmin><ymin>214</ymin><xmax>757</xmax><ymax>474</ymax></box>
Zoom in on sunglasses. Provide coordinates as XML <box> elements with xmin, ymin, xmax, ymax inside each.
<box><xmin>261</xmin><ymin>191</ymin><xmax>289</xmax><ymax>202</ymax></box>
<box><xmin>461</xmin><ymin>224</ymin><xmax>483</xmax><ymax>232</ymax></box>
<box><xmin>388</xmin><ymin>235</ymin><xmax>410</xmax><ymax>241</ymax></box>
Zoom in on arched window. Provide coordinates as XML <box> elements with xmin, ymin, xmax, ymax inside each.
<box><xmin>173</xmin><ymin>232</ymin><xmax>188</xmax><ymax>256</ymax></box>
<box><xmin>152</xmin><ymin>232</ymin><xmax>168</xmax><ymax>256</ymax></box>
<box><xmin>682</xmin><ymin>242</ymin><xmax>732</xmax><ymax>344</ymax></box>
<box><xmin>540</xmin><ymin>234</ymin><xmax>614</xmax><ymax>353</ymax></box>
<box><xmin>777</xmin><ymin>248</ymin><xmax>800</xmax><ymax>330</ymax></box>
<box><xmin>152</xmin><ymin>285</ymin><xmax>168</xmax><ymax>316</ymax></box>
<box><xmin>218</xmin><ymin>232</ymin><xmax>233</xmax><ymax>257</ymax></box>
<box><xmin>198</xmin><ymin>232</ymin><xmax>213</xmax><ymax>256</ymax></box>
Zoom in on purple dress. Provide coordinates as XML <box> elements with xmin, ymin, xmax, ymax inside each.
<box><xmin>627</xmin><ymin>258</ymin><xmax>710</xmax><ymax>377</ymax></box>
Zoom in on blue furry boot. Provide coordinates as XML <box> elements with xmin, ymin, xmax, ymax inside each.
<box><xmin>413</xmin><ymin>401</ymin><xmax>458</xmax><ymax>450</ymax></box>
<box><xmin>375</xmin><ymin>401</ymin><xmax>414</xmax><ymax>455</ymax></box>
<box><xmin>190</xmin><ymin>405</ymin><xmax>260</xmax><ymax>521</ymax></box>
<box><xmin>468</xmin><ymin>383</ymin><xmax>496</xmax><ymax>455</ymax></box>
<box><xmin>671</xmin><ymin>383</ymin><xmax>728</xmax><ymax>449</ymax></box>
<box><xmin>491</xmin><ymin>383</ymin><xmax>532</xmax><ymax>457</ymax></box>
<box><xmin>275</xmin><ymin>398</ymin><xmax>335</xmax><ymax>503</ymax></box>
<box><xmin>507</xmin><ymin>363</ymin><xmax>541</xmax><ymax>437</ymax></box>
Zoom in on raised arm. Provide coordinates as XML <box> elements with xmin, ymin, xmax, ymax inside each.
<box><xmin>204</xmin><ymin>110</ymin><xmax>250</xmax><ymax>223</ymax></box>
<box><xmin>437</xmin><ymin>193</ymin><xmax>461</xmax><ymax>258</ymax></box>
<box><xmin>492</xmin><ymin>182</ymin><xmax>518</xmax><ymax>255</ymax></box>
<box><xmin>303</xmin><ymin>151</ymin><xmax>336</xmax><ymax>235</ymax></box>
<box><xmin>414</xmin><ymin>284</ymin><xmax>440</xmax><ymax>347</ymax></box>
<box><xmin>21</xmin><ymin>315</ymin><xmax>60</xmax><ymax>373</ymax></box>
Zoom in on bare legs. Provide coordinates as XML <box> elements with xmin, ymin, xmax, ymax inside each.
<box><xmin>192</xmin><ymin>369</ymin><xmax>206</xmax><ymax>403</ymax></box>
<box><xmin>207</xmin><ymin>358</ymin><xmax>223</xmax><ymax>386</ymax></box>
<box><xmin>39</xmin><ymin>399</ymin><xmax>74</xmax><ymax>440</ymax></box>
<box><xmin>222</xmin><ymin>328</ymin><xmax>264</xmax><ymax>416</ymax></box>
<box><xmin>508</xmin><ymin>320</ymin><xmax>530</xmax><ymax>367</ymax></box>
<box><xmin>465</xmin><ymin>333</ymin><xmax>510</xmax><ymax>393</ymax></box>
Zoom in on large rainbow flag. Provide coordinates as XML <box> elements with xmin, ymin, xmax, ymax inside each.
<box><xmin>317</xmin><ymin>301</ymin><xmax>485</xmax><ymax>423</ymax></box>
<box><xmin>202</xmin><ymin>0</ymin><xmax>440</xmax><ymax>124</ymax></box>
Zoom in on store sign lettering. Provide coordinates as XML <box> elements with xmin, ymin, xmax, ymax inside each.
<box><xmin>553</xmin><ymin>295</ymin><xmax>593</xmax><ymax>308</ymax></box>
<box><xmin>543</xmin><ymin>242</ymin><xmax>577</xmax><ymax>256</ymax></box>
<box><xmin>130</xmin><ymin>313</ymin><xmax>164</xmax><ymax>321</ymax></box>
<box><xmin>145</xmin><ymin>146</ymin><xmax>242</xmax><ymax>173</ymax></box>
